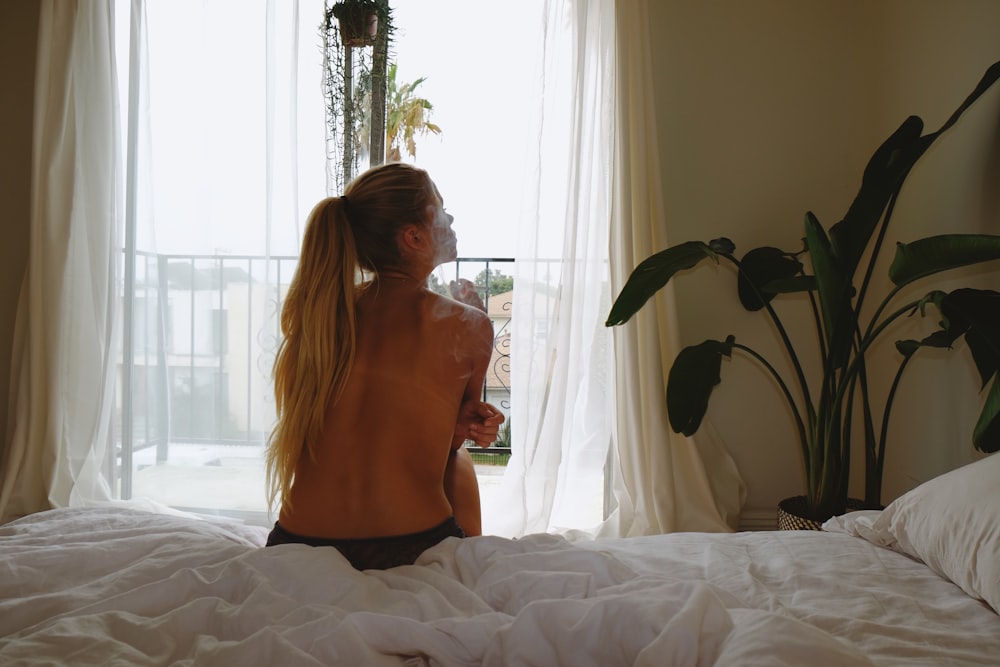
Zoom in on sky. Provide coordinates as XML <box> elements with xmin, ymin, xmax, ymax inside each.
<box><xmin>387</xmin><ymin>0</ymin><xmax>542</xmax><ymax>259</ymax></box>
<box><xmin>120</xmin><ymin>0</ymin><xmax>543</xmax><ymax>260</ymax></box>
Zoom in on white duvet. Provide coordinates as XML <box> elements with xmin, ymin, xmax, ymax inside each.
<box><xmin>1</xmin><ymin>507</ymin><xmax>998</xmax><ymax>666</ymax></box>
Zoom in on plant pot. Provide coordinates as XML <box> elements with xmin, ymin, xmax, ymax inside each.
<box><xmin>776</xmin><ymin>495</ymin><xmax>866</xmax><ymax>531</ymax></box>
<box><xmin>337</xmin><ymin>11</ymin><xmax>377</xmax><ymax>48</ymax></box>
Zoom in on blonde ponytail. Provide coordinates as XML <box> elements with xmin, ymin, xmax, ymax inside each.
<box><xmin>265</xmin><ymin>197</ymin><xmax>359</xmax><ymax>513</ymax></box>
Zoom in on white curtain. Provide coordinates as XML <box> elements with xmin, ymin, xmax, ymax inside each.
<box><xmin>119</xmin><ymin>0</ymin><xmax>327</xmax><ymax>518</ymax></box>
<box><xmin>494</xmin><ymin>0</ymin><xmax>745</xmax><ymax>538</ymax></box>
<box><xmin>0</xmin><ymin>0</ymin><xmax>121</xmax><ymax>524</ymax></box>
<box><xmin>1</xmin><ymin>0</ymin><xmax>328</xmax><ymax>524</ymax></box>
<box><xmin>492</xmin><ymin>0</ymin><xmax>616</xmax><ymax>536</ymax></box>
<box><xmin>605</xmin><ymin>1</ymin><xmax>745</xmax><ymax>535</ymax></box>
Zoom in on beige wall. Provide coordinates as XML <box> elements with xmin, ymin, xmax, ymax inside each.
<box><xmin>648</xmin><ymin>0</ymin><xmax>1000</xmax><ymax>515</ymax></box>
<box><xmin>866</xmin><ymin>0</ymin><xmax>1000</xmax><ymax>500</ymax></box>
<box><xmin>0</xmin><ymin>2</ymin><xmax>39</xmax><ymax>458</ymax></box>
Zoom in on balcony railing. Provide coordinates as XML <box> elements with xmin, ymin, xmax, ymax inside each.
<box><xmin>117</xmin><ymin>252</ymin><xmax>514</xmax><ymax>511</ymax></box>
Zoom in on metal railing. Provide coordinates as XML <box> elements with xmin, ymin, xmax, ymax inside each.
<box><xmin>119</xmin><ymin>252</ymin><xmax>515</xmax><ymax>475</ymax></box>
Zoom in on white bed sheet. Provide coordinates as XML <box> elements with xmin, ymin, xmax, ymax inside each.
<box><xmin>1</xmin><ymin>507</ymin><xmax>997</xmax><ymax>666</ymax></box>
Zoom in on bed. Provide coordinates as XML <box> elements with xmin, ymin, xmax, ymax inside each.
<box><xmin>2</xmin><ymin>454</ymin><xmax>999</xmax><ymax>666</ymax></box>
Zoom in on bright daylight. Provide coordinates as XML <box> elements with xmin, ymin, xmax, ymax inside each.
<box><xmin>112</xmin><ymin>0</ymin><xmax>595</xmax><ymax>533</ymax></box>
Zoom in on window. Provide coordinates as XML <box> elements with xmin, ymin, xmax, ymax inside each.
<box><xmin>114</xmin><ymin>1</ymin><xmax>542</xmax><ymax>527</ymax></box>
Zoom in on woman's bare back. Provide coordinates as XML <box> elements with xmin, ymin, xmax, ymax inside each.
<box><xmin>279</xmin><ymin>278</ymin><xmax>493</xmax><ymax>538</ymax></box>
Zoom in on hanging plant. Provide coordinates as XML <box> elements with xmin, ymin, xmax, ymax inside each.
<box><xmin>329</xmin><ymin>0</ymin><xmax>381</xmax><ymax>48</ymax></box>
<box><xmin>321</xmin><ymin>1</ymin><xmax>394</xmax><ymax>192</ymax></box>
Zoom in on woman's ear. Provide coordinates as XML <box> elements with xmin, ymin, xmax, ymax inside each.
<box><xmin>399</xmin><ymin>223</ymin><xmax>425</xmax><ymax>252</ymax></box>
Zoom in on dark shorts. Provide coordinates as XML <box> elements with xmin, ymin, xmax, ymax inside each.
<box><xmin>264</xmin><ymin>517</ymin><xmax>466</xmax><ymax>570</ymax></box>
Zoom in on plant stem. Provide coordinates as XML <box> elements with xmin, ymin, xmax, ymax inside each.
<box><xmin>807</xmin><ymin>290</ymin><xmax>828</xmax><ymax>372</ymax></box>
<box><xmin>861</xmin><ymin>298</ymin><xmax>917</xmax><ymax>349</ymax></box>
<box><xmin>852</xmin><ymin>352</ymin><xmax>878</xmax><ymax>506</ymax></box>
<box><xmin>811</xmin><ymin>298</ymin><xmax>918</xmax><ymax>512</ymax></box>
<box><xmin>855</xmin><ymin>190</ymin><xmax>903</xmax><ymax>318</ymax></box>
<box><xmin>722</xmin><ymin>255</ymin><xmax>815</xmax><ymax>425</ymax></box>
<box><xmin>874</xmin><ymin>353</ymin><xmax>913</xmax><ymax>506</ymax></box>
<box><xmin>732</xmin><ymin>342</ymin><xmax>811</xmax><ymax>473</ymax></box>
<box><xmin>827</xmin><ymin>303</ymin><xmax>915</xmax><ymax>421</ymax></box>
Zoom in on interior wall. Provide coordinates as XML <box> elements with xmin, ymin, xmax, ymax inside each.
<box><xmin>647</xmin><ymin>0</ymin><xmax>1000</xmax><ymax>517</ymax></box>
<box><xmin>864</xmin><ymin>0</ymin><xmax>1000</xmax><ymax>501</ymax></box>
<box><xmin>0</xmin><ymin>3</ymin><xmax>39</xmax><ymax>462</ymax></box>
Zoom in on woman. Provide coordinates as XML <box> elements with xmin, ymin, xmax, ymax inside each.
<box><xmin>264</xmin><ymin>162</ymin><xmax>504</xmax><ymax>569</ymax></box>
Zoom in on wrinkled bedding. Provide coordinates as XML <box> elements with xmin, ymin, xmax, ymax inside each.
<box><xmin>1</xmin><ymin>507</ymin><xmax>997</xmax><ymax>666</ymax></box>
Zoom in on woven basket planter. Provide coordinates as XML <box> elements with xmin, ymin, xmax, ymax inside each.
<box><xmin>777</xmin><ymin>495</ymin><xmax>866</xmax><ymax>531</ymax></box>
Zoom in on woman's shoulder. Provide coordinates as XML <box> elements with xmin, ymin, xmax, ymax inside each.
<box><xmin>421</xmin><ymin>290</ymin><xmax>492</xmax><ymax>331</ymax></box>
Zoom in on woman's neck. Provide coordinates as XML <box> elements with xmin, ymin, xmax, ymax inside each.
<box><xmin>375</xmin><ymin>269</ymin><xmax>428</xmax><ymax>287</ymax></box>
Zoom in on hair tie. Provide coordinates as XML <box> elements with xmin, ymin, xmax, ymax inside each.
<box><xmin>341</xmin><ymin>195</ymin><xmax>351</xmax><ymax>215</ymax></box>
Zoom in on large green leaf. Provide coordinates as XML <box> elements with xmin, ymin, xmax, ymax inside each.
<box><xmin>888</xmin><ymin>234</ymin><xmax>1000</xmax><ymax>286</ymax></box>
<box><xmin>606</xmin><ymin>239</ymin><xmax>734</xmax><ymax>326</ymax></box>
<box><xmin>737</xmin><ymin>247</ymin><xmax>804</xmax><ymax>311</ymax></box>
<box><xmin>895</xmin><ymin>291</ymin><xmax>960</xmax><ymax>356</ymax></box>
<box><xmin>941</xmin><ymin>289</ymin><xmax>1000</xmax><ymax>389</ymax></box>
<box><xmin>894</xmin><ymin>289</ymin><xmax>1000</xmax><ymax>453</ymax></box>
<box><xmin>896</xmin><ymin>289</ymin><xmax>1000</xmax><ymax>382</ymax></box>
<box><xmin>761</xmin><ymin>275</ymin><xmax>818</xmax><ymax>294</ymax></box>
<box><xmin>828</xmin><ymin>116</ymin><xmax>926</xmax><ymax>274</ymax></box>
<box><xmin>829</xmin><ymin>60</ymin><xmax>1000</xmax><ymax>277</ymax></box>
<box><xmin>666</xmin><ymin>337</ymin><xmax>734</xmax><ymax>436</ymax></box>
<box><xmin>804</xmin><ymin>212</ymin><xmax>854</xmax><ymax>368</ymax></box>
<box><xmin>973</xmin><ymin>376</ymin><xmax>1000</xmax><ymax>453</ymax></box>
<box><xmin>926</xmin><ymin>59</ymin><xmax>1000</xmax><ymax>145</ymax></box>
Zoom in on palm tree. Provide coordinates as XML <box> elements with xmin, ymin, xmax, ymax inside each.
<box><xmin>358</xmin><ymin>62</ymin><xmax>441</xmax><ymax>163</ymax></box>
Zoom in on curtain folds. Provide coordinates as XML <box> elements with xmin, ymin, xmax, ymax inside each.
<box><xmin>1</xmin><ymin>0</ymin><xmax>328</xmax><ymax>524</ymax></box>
<box><xmin>496</xmin><ymin>0</ymin><xmax>745</xmax><ymax>538</ymax></box>
<box><xmin>604</xmin><ymin>0</ymin><xmax>745</xmax><ymax>535</ymax></box>
<box><xmin>493</xmin><ymin>0</ymin><xmax>617</xmax><ymax>537</ymax></box>
<box><xmin>0</xmin><ymin>0</ymin><xmax>121</xmax><ymax>524</ymax></box>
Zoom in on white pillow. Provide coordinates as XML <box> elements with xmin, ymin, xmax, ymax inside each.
<box><xmin>857</xmin><ymin>453</ymin><xmax>1000</xmax><ymax>613</ymax></box>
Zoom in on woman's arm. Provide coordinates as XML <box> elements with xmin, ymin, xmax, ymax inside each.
<box><xmin>445</xmin><ymin>303</ymin><xmax>502</xmax><ymax>535</ymax></box>
<box><xmin>444</xmin><ymin>447</ymin><xmax>482</xmax><ymax>536</ymax></box>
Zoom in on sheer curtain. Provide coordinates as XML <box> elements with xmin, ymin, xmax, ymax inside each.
<box><xmin>491</xmin><ymin>0</ymin><xmax>616</xmax><ymax>536</ymax></box>
<box><xmin>494</xmin><ymin>0</ymin><xmax>745</xmax><ymax>538</ymax></box>
<box><xmin>0</xmin><ymin>0</ymin><xmax>120</xmax><ymax>524</ymax></box>
<box><xmin>0</xmin><ymin>0</ymin><xmax>328</xmax><ymax>524</ymax></box>
<box><xmin>119</xmin><ymin>0</ymin><xmax>327</xmax><ymax>519</ymax></box>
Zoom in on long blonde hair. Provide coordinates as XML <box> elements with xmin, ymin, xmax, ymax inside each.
<box><xmin>265</xmin><ymin>163</ymin><xmax>435</xmax><ymax>513</ymax></box>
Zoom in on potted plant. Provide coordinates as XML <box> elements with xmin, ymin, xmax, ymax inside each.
<box><xmin>329</xmin><ymin>0</ymin><xmax>382</xmax><ymax>48</ymax></box>
<box><xmin>322</xmin><ymin>0</ymin><xmax>393</xmax><ymax>189</ymax></box>
<box><xmin>606</xmin><ymin>60</ymin><xmax>1000</xmax><ymax>525</ymax></box>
